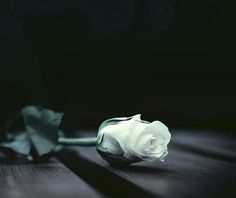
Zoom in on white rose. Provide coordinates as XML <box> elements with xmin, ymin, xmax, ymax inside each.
<box><xmin>96</xmin><ymin>114</ymin><xmax>171</xmax><ymax>165</ymax></box>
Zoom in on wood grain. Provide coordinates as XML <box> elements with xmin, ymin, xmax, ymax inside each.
<box><xmin>0</xmin><ymin>158</ymin><xmax>103</xmax><ymax>198</ymax></box>
<box><xmin>58</xmin><ymin>130</ymin><xmax>236</xmax><ymax>198</ymax></box>
<box><xmin>172</xmin><ymin>129</ymin><xmax>236</xmax><ymax>163</ymax></box>
<box><xmin>1</xmin><ymin>130</ymin><xmax>235</xmax><ymax>198</ymax></box>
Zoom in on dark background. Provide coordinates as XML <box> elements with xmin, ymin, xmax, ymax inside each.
<box><xmin>0</xmin><ymin>0</ymin><xmax>235</xmax><ymax>132</ymax></box>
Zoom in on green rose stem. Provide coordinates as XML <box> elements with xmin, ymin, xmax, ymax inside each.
<box><xmin>58</xmin><ymin>137</ymin><xmax>97</xmax><ymax>146</ymax></box>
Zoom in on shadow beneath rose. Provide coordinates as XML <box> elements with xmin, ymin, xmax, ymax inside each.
<box><xmin>112</xmin><ymin>164</ymin><xmax>175</xmax><ymax>175</ymax></box>
<box><xmin>57</xmin><ymin>148</ymin><xmax>156</xmax><ymax>198</ymax></box>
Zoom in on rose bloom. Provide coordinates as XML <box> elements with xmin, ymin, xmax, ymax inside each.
<box><xmin>97</xmin><ymin>114</ymin><xmax>171</xmax><ymax>165</ymax></box>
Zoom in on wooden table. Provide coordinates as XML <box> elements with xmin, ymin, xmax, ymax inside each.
<box><xmin>1</xmin><ymin>129</ymin><xmax>236</xmax><ymax>198</ymax></box>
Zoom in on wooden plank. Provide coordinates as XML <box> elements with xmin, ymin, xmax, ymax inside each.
<box><xmin>58</xmin><ymin>130</ymin><xmax>236</xmax><ymax>198</ymax></box>
<box><xmin>0</xmin><ymin>158</ymin><xmax>103</xmax><ymax>198</ymax></box>
<box><xmin>57</xmin><ymin>149</ymin><xmax>154</xmax><ymax>198</ymax></box>
<box><xmin>172</xmin><ymin>129</ymin><xmax>236</xmax><ymax>163</ymax></box>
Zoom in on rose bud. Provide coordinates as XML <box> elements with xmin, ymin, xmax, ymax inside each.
<box><xmin>96</xmin><ymin>114</ymin><xmax>171</xmax><ymax>165</ymax></box>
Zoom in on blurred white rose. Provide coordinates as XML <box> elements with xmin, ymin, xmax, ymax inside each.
<box><xmin>97</xmin><ymin>114</ymin><xmax>171</xmax><ymax>165</ymax></box>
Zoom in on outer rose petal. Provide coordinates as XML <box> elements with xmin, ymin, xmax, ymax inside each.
<box><xmin>97</xmin><ymin>122</ymin><xmax>135</xmax><ymax>159</ymax></box>
<box><xmin>145</xmin><ymin>121</ymin><xmax>171</xmax><ymax>145</ymax></box>
<box><xmin>97</xmin><ymin>133</ymin><xmax>124</xmax><ymax>156</ymax></box>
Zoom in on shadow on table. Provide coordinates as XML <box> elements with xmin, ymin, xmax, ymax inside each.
<box><xmin>56</xmin><ymin>148</ymin><xmax>156</xmax><ymax>198</ymax></box>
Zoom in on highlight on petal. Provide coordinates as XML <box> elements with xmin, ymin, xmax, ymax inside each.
<box><xmin>132</xmin><ymin>114</ymin><xmax>141</xmax><ymax>121</ymax></box>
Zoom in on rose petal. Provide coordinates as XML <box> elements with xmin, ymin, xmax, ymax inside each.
<box><xmin>145</xmin><ymin>121</ymin><xmax>171</xmax><ymax>145</ymax></box>
<box><xmin>97</xmin><ymin>133</ymin><xmax>124</xmax><ymax>156</ymax></box>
